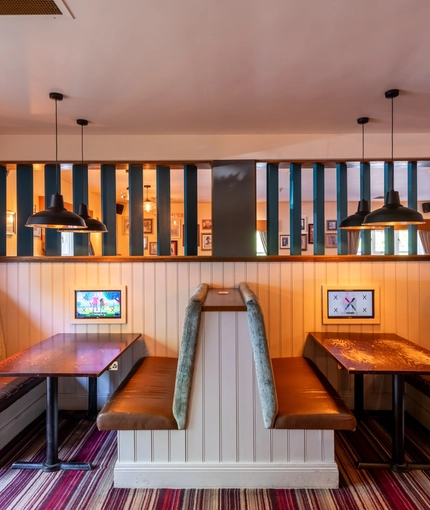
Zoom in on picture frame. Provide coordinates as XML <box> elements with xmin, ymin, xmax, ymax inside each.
<box><xmin>171</xmin><ymin>219</ymin><xmax>181</xmax><ymax>239</ymax></box>
<box><xmin>280</xmin><ymin>234</ymin><xmax>290</xmax><ymax>249</ymax></box>
<box><xmin>122</xmin><ymin>216</ymin><xmax>130</xmax><ymax>235</ymax></box>
<box><xmin>149</xmin><ymin>242</ymin><xmax>157</xmax><ymax>255</ymax></box>
<box><xmin>171</xmin><ymin>240</ymin><xmax>178</xmax><ymax>255</ymax></box>
<box><xmin>144</xmin><ymin>218</ymin><xmax>153</xmax><ymax>234</ymax></box>
<box><xmin>326</xmin><ymin>219</ymin><xmax>337</xmax><ymax>231</ymax></box>
<box><xmin>301</xmin><ymin>233</ymin><xmax>307</xmax><ymax>251</ymax></box>
<box><xmin>6</xmin><ymin>211</ymin><xmax>15</xmax><ymax>235</ymax></box>
<box><xmin>144</xmin><ymin>236</ymin><xmax>148</xmax><ymax>250</ymax></box>
<box><xmin>201</xmin><ymin>233</ymin><xmax>212</xmax><ymax>251</ymax></box>
<box><xmin>202</xmin><ymin>219</ymin><xmax>212</xmax><ymax>230</ymax></box>
<box><xmin>33</xmin><ymin>227</ymin><xmax>42</xmax><ymax>238</ymax></box>
<box><xmin>301</xmin><ymin>217</ymin><xmax>307</xmax><ymax>232</ymax></box>
<box><xmin>308</xmin><ymin>223</ymin><xmax>314</xmax><ymax>244</ymax></box>
<box><xmin>325</xmin><ymin>233</ymin><xmax>338</xmax><ymax>248</ymax></box>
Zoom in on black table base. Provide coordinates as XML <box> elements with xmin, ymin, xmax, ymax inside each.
<box><xmin>12</xmin><ymin>377</ymin><xmax>93</xmax><ymax>472</ymax></box>
<box><xmin>356</xmin><ymin>374</ymin><xmax>430</xmax><ymax>471</ymax></box>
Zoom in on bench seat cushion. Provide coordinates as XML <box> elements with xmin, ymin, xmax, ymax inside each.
<box><xmin>272</xmin><ymin>357</ymin><xmax>357</xmax><ymax>431</ymax></box>
<box><xmin>0</xmin><ymin>376</ymin><xmax>44</xmax><ymax>413</ymax></box>
<box><xmin>97</xmin><ymin>356</ymin><xmax>179</xmax><ymax>431</ymax></box>
<box><xmin>406</xmin><ymin>374</ymin><xmax>430</xmax><ymax>396</ymax></box>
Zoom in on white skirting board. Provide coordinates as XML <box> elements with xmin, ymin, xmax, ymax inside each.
<box><xmin>0</xmin><ymin>382</ymin><xmax>46</xmax><ymax>450</ymax></box>
<box><xmin>113</xmin><ymin>462</ymin><xmax>339</xmax><ymax>489</ymax></box>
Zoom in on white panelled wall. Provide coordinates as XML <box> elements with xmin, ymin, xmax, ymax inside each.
<box><xmin>1</xmin><ymin>260</ymin><xmax>430</xmax><ymax>487</ymax></box>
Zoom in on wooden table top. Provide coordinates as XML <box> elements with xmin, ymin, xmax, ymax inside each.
<box><xmin>308</xmin><ymin>331</ymin><xmax>430</xmax><ymax>375</ymax></box>
<box><xmin>202</xmin><ymin>289</ymin><xmax>247</xmax><ymax>312</ymax></box>
<box><xmin>0</xmin><ymin>332</ymin><xmax>141</xmax><ymax>378</ymax></box>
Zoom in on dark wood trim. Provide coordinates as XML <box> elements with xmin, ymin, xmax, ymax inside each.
<box><xmin>202</xmin><ymin>289</ymin><xmax>246</xmax><ymax>311</ymax></box>
<box><xmin>1</xmin><ymin>255</ymin><xmax>430</xmax><ymax>263</ymax></box>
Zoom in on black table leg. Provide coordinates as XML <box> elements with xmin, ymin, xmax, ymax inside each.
<box><xmin>354</xmin><ymin>374</ymin><xmax>364</xmax><ymax>420</ymax></box>
<box><xmin>88</xmin><ymin>377</ymin><xmax>98</xmax><ymax>420</ymax></box>
<box><xmin>12</xmin><ymin>376</ymin><xmax>93</xmax><ymax>472</ymax></box>
<box><xmin>358</xmin><ymin>374</ymin><xmax>430</xmax><ymax>471</ymax></box>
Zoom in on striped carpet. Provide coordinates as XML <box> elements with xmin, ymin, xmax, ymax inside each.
<box><xmin>0</xmin><ymin>412</ymin><xmax>429</xmax><ymax>509</ymax></box>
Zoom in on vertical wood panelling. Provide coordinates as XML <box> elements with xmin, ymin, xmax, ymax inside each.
<box><xmin>156</xmin><ymin>165</ymin><xmax>171</xmax><ymax>256</ymax></box>
<box><xmin>16</xmin><ymin>164</ymin><xmax>34</xmax><ymax>256</ymax></box>
<box><xmin>128</xmin><ymin>164</ymin><xmax>144</xmax><ymax>255</ymax></box>
<box><xmin>266</xmin><ymin>163</ymin><xmax>279</xmax><ymax>255</ymax></box>
<box><xmin>313</xmin><ymin>163</ymin><xmax>325</xmax><ymax>255</ymax></box>
<box><xmin>101</xmin><ymin>164</ymin><xmax>117</xmax><ymax>256</ymax></box>
<box><xmin>408</xmin><ymin>161</ymin><xmax>418</xmax><ymax>255</ymax></box>
<box><xmin>289</xmin><ymin>163</ymin><xmax>302</xmax><ymax>255</ymax></box>
<box><xmin>184</xmin><ymin>164</ymin><xmax>198</xmax><ymax>256</ymax></box>
<box><xmin>336</xmin><ymin>163</ymin><xmax>348</xmax><ymax>255</ymax></box>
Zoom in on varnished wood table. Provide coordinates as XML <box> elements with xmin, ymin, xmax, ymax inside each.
<box><xmin>308</xmin><ymin>331</ymin><xmax>430</xmax><ymax>472</ymax></box>
<box><xmin>0</xmin><ymin>332</ymin><xmax>141</xmax><ymax>472</ymax></box>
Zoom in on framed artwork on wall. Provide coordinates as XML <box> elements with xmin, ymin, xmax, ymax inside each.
<box><xmin>201</xmin><ymin>233</ymin><xmax>212</xmax><ymax>251</ymax></box>
<box><xmin>308</xmin><ymin>223</ymin><xmax>314</xmax><ymax>244</ymax></box>
<box><xmin>144</xmin><ymin>218</ymin><xmax>153</xmax><ymax>234</ymax></box>
<box><xmin>6</xmin><ymin>211</ymin><xmax>15</xmax><ymax>235</ymax></box>
<box><xmin>325</xmin><ymin>233</ymin><xmax>338</xmax><ymax>248</ymax></box>
<box><xmin>202</xmin><ymin>219</ymin><xmax>212</xmax><ymax>230</ymax></box>
<box><xmin>149</xmin><ymin>242</ymin><xmax>157</xmax><ymax>255</ymax></box>
<box><xmin>326</xmin><ymin>220</ymin><xmax>337</xmax><ymax>231</ymax></box>
<box><xmin>301</xmin><ymin>234</ymin><xmax>307</xmax><ymax>251</ymax></box>
<box><xmin>280</xmin><ymin>235</ymin><xmax>290</xmax><ymax>249</ymax></box>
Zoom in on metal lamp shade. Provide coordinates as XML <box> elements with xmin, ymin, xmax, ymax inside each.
<box><xmin>339</xmin><ymin>199</ymin><xmax>374</xmax><ymax>230</ymax></box>
<box><xmin>363</xmin><ymin>190</ymin><xmax>425</xmax><ymax>227</ymax></box>
<box><xmin>58</xmin><ymin>203</ymin><xmax>107</xmax><ymax>233</ymax></box>
<box><xmin>26</xmin><ymin>193</ymin><xmax>87</xmax><ymax>229</ymax></box>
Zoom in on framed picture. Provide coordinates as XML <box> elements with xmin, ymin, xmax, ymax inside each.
<box><xmin>144</xmin><ymin>218</ymin><xmax>153</xmax><ymax>234</ymax></box>
<box><xmin>308</xmin><ymin>223</ymin><xmax>314</xmax><ymax>244</ymax></box>
<box><xmin>301</xmin><ymin>217</ymin><xmax>307</xmax><ymax>232</ymax></box>
<box><xmin>171</xmin><ymin>219</ymin><xmax>181</xmax><ymax>239</ymax></box>
<box><xmin>122</xmin><ymin>217</ymin><xmax>130</xmax><ymax>235</ymax></box>
<box><xmin>301</xmin><ymin>234</ymin><xmax>307</xmax><ymax>251</ymax></box>
<box><xmin>33</xmin><ymin>227</ymin><xmax>42</xmax><ymax>238</ymax></box>
<box><xmin>280</xmin><ymin>235</ymin><xmax>290</xmax><ymax>249</ymax></box>
<box><xmin>149</xmin><ymin>242</ymin><xmax>157</xmax><ymax>255</ymax></box>
<box><xmin>144</xmin><ymin>236</ymin><xmax>148</xmax><ymax>250</ymax></box>
<box><xmin>6</xmin><ymin>211</ymin><xmax>15</xmax><ymax>235</ymax></box>
<box><xmin>202</xmin><ymin>219</ymin><xmax>212</xmax><ymax>230</ymax></box>
<box><xmin>325</xmin><ymin>233</ymin><xmax>338</xmax><ymax>248</ymax></box>
<box><xmin>201</xmin><ymin>233</ymin><xmax>212</xmax><ymax>251</ymax></box>
<box><xmin>171</xmin><ymin>240</ymin><xmax>178</xmax><ymax>255</ymax></box>
<box><xmin>326</xmin><ymin>219</ymin><xmax>337</xmax><ymax>231</ymax></box>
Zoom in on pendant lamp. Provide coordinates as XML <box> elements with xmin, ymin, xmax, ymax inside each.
<box><xmin>362</xmin><ymin>89</ymin><xmax>424</xmax><ymax>227</ymax></box>
<box><xmin>144</xmin><ymin>185</ymin><xmax>156</xmax><ymax>214</ymax></box>
<box><xmin>26</xmin><ymin>93</ymin><xmax>87</xmax><ymax>229</ymax></box>
<box><xmin>339</xmin><ymin>117</ymin><xmax>372</xmax><ymax>230</ymax></box>
<box><xmin>58</xmin><ymin>119</ymin><xmax>107</xmax><ymax>233</ymax></box>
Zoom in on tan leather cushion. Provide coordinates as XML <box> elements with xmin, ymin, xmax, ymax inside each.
<box><xmin>272</xmin><ymin>357</ymin><xmax>356</xmax><ymax>431</ymax></box>
<box><xmin>0</xmin><ymin>376</ymin><xmax>44</xmax><ymax>413</ymax></box>
<box><xmin>97</xmin><ymin>356</ymin><xmax>178</xmax><ymax>430</ymax></box>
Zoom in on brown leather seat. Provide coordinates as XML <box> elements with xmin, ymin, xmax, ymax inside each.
<box><xmin>406</xmin><ymin>374</ymin><xmax>430</xmax><ymax>397</ymax></box>
<box><xmin>97</xmin><ymin>356</ymin><xmax>179</xmax><ymax>430</ymax></box>
<box><xmin>272</xmin><ymin>357</ymin><xmax>357</xmax><ymax>431</ymax></box>
<box><xmin>0</xmin><ymin>376</ymin><xmax>44</xmax><ymax>413</ymax></box>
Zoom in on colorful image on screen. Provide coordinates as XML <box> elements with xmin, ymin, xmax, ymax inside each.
<box><xmin>74</xmin><ymin>290</ymin><xmax>122</xmax><ymax>320</ymax></box>
<box><xmin>327</xmin><ymin>290</ymin><xmax>374</xmax><ymax>319</ymax></box>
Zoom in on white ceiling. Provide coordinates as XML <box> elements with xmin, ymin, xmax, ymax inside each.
<box><xmin>2</xmin><ymin>1</ymin><xmax>430</xmax><ymax>202</ymax></box>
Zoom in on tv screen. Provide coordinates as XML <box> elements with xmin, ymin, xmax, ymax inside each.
<box><xmin>72</xmin><ymin>288</ymin><xmax>126</xmax><ymax>323</ymax></box>
<box><xmin>327</xmin><ymin>289</ymin><xmax>374</xmax><ymax>319</ymax></box>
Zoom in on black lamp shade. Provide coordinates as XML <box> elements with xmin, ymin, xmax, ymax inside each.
<box><xmin>26</xmin><ymin>193</ymin><xmax>87</xmax><ymax>229</ymax></box>
<box><xmin>339</xmin><ymin>199</ymin><xmax>373</xmax><ymax>230</ymax></box>
<box><xmin>58</xmin><ymin>203</ymin><xmax>108</xmax><ymax>233</ymax></box>
<box><xmin>363</xmin><ymin>190</ymin><xmax>425</xmax><ymax>227</ymax></box>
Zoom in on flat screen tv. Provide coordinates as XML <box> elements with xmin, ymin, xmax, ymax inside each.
<box><xmin>70</xmin><ymin>286</ymin><xmax>127</xmax><ymax>324</ymax></box>
<box><xmin>322</xmin><ymin>285</ymin><xmax>380</xmax><ymax>325</ymax></box>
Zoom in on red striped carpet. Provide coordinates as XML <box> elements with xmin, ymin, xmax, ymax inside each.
<box><xmin>0</xmin><ymin>412</ymin><xmax>429</xmax><ymax>509</ymax></box>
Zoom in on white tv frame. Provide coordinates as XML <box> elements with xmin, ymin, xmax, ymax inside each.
<box><xmin>70</xmin><ymin>285</ymin><xmax>127</xmax><ymax>324</ymax></box>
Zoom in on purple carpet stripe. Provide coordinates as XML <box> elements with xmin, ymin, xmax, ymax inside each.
<box><xmin>0</xmin><ymin>411</ymin><xmax>429</xmax><ymax>509</ymax></box>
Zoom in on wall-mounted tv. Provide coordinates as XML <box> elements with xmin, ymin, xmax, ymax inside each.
<box><xmin>70</xmin><ymin>286</ymin><xmax>127</xmax><ymax>324</ymax></box>
<box><xmin>322</xmin><ymin>284</ymin><xmax>380</xmax><ymax>324</ymax></box>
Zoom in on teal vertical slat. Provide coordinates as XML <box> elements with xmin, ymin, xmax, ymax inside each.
<box><xmin>360</xmin><ymin>162</ymin><xmax>371</xmax><ymax>254</ymax></box>
<box><xmin>156</xmin><ymin>165</ymin><xmax>171</xmax><ymax>255</ymax></box>
<box><xmin>129</xmin><ymin>164</ymin><xmax>143</xmax><ymax>255</ymax></box>
<box><xmin>266</xmin><ymin>163</ymin><xmax>279</xmax><ymax>255</ymax></box>
<box><xmin>101</xmin><ymin>164</ymin><xmax>117</xmax><ymax>256</ymax></box>
<box><xmin>289</xmin><ymin>163</ymin><xmax>302</xmax><ymax>255</ymax></box>
<box><xmin>72</xmin><ymin>164</ymin><xmax>89</xmax><ymax>256</ymax></box>
<box><xmin>336</xmin><ymin>163</ymin><xmax>348</xmax><ymax>255</ymax></box>
<box><xmin>0</xmin><ymin>166</ymin><xmax>6</xmax><ymax>255</ymax></box>
<box><xmin>384</xmin><ymin>161</ymin><xmax>394</xmax><ymax>255</ymax></box>
<box><xmin>16</xmin><ymin>164</ymin><xmax>34</xmax><ymax>256</ymax></box>
<box><xmin>184</xmin><ymin>164</ymin><xmax>198</xmax><ymax>255</ymax></box>
<box><xmin>44</xmin><ymin>164</ymin><xmax>61</xmax><ymax>255</ymax></box>
<box><xmin>408</xmin><ymin>161</ymin><xmax>418</xmax><ymax>255</ymax></box>
<box><xmin>313</xmin><ymin>162</ymin><xmax>325</xmax><ymax>255</ymax></box>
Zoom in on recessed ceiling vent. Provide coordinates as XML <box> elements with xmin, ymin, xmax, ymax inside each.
<box><xmin>0</xmin><ymin>0</ymin><xmax>62</xmax><ymax>16</ymax></box>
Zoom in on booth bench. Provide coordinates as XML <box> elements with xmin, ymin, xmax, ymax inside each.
<box><xmin>97</xmin><ymin>282</ymin><xmax>355</xmax><ymax>489</ymax></box>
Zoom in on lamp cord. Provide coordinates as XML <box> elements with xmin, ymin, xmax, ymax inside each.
<box><xmin>362</xmin><ymin>122</ymin><xmax>364</xmax><ymax>163</ymax></box>
<box><xmin>81</xmin><ymin>123</ymin><xmax>84</xmax><ymax>200</ymax></box>
<box><xmin>55</xmin><ymin>97</ymin><xmax>59</xmax><ymax>194</ymax></box>
<box><xmin>391</xmin><ymin>96</ymin><xmax>394</xmax><ymax>162</ymax></box>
